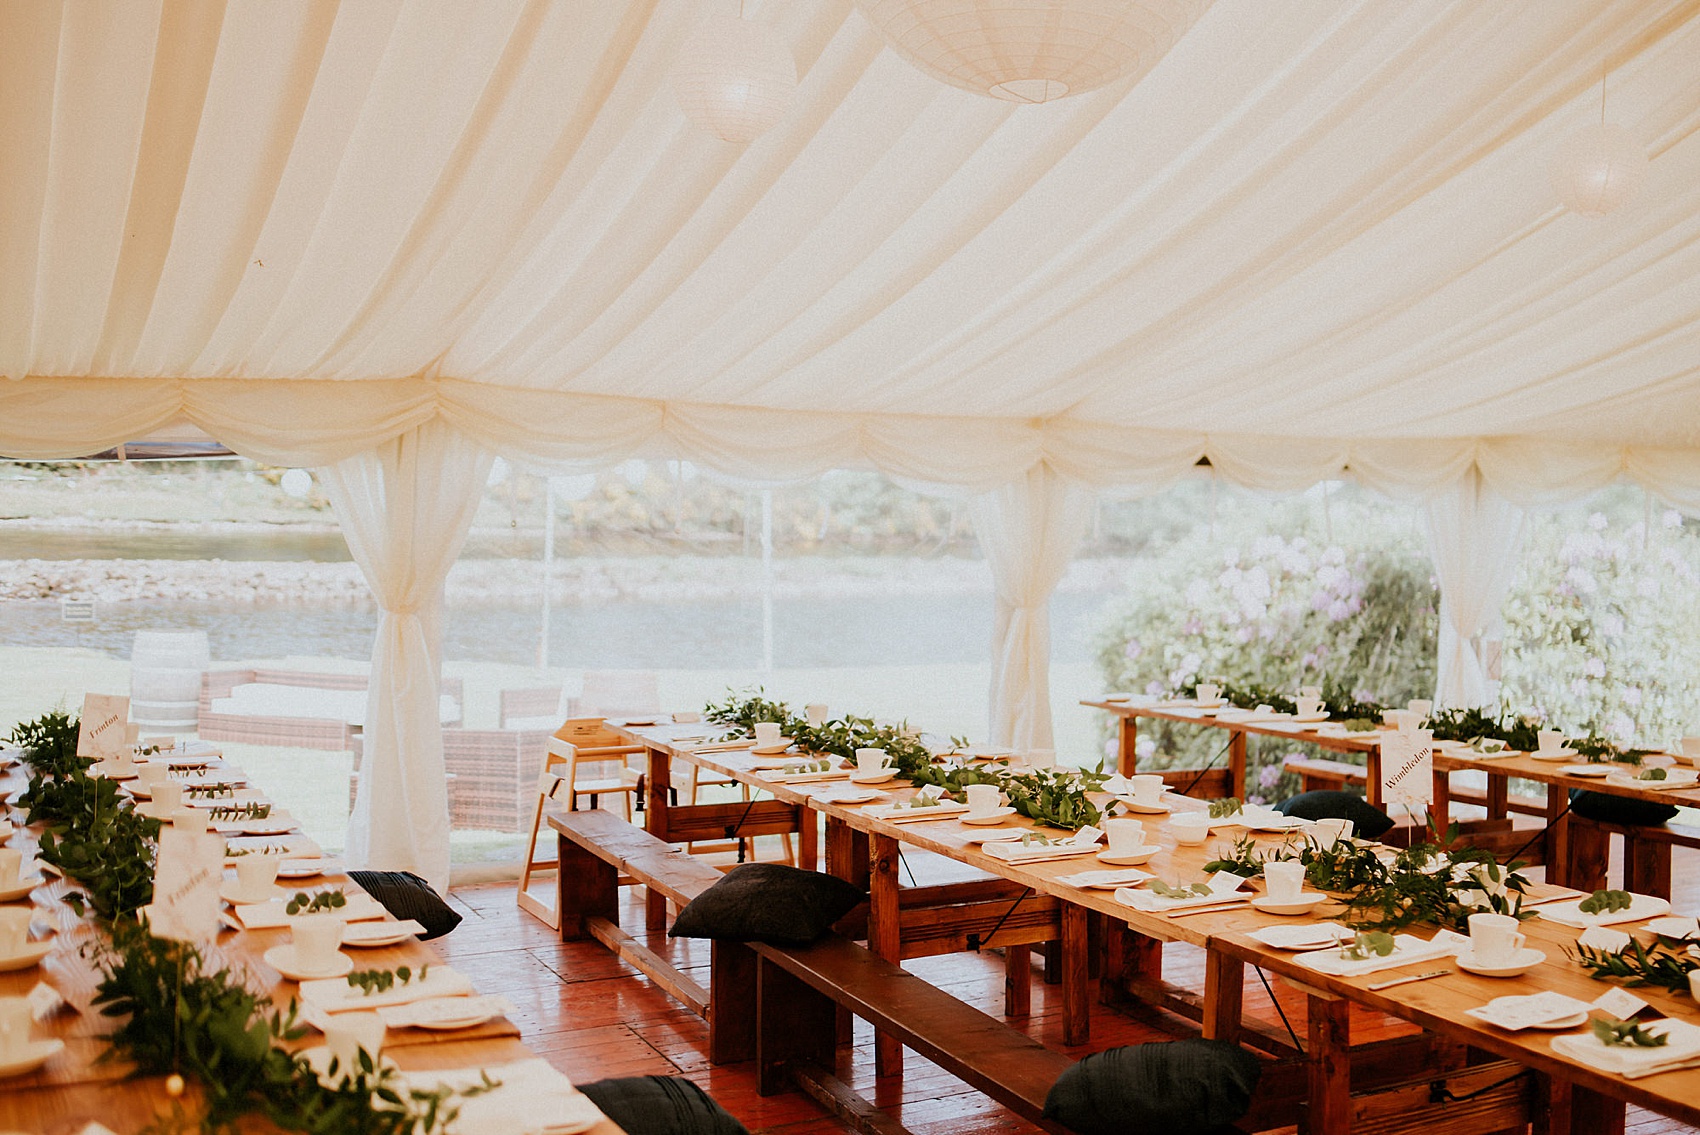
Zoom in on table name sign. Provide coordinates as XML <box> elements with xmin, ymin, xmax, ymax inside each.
<box><xmin>76</xmin><ymin>693</ymin><xmax>130</xmax><ymax>757</ymax></box>
<box><xmin>147</xmin><ymin>827</ymin><xmax>225</xmax><ymax>943</ymax></box>
<box><xmin>1377</xmin><ymin>728</ymin><xmax>1434</xmax><ymax>813</ymax></box>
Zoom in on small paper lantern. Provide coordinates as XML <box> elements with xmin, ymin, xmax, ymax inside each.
<box><xmin>1550</xmin><ymin>123</ymin><xmax>1649</xmax><ymax>218</ymax></box>
<box><xmin>673</xmin><ymin>14</ymin><xmax>797</xmax><ymax>143</ymax></box>
<box><xmin>279</xmin><ymin>468</ymin><xmax>313</xmax><ymax>499</ymax></box>
<box><xmin>856</xmin><ymin>0</ymin><xmax>1209</xmax><ymax>104</ymax></box>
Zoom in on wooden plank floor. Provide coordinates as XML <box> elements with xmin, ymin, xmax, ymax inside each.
<box><xmin>437</xmin><ymin>846</ymin><xmax>1700</xmax><ymax>1135</ymax></box>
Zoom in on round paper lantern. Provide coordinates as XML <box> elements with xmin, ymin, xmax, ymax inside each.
<box><xmin>279</xmin><ymin>469</ymin><xmax>313</xmax><ymax>499</ymax></box>
<box><xmin>856</xmin><ymin>0</ymin><xmax>1208</xmax><ymax>104</ymax></box>
<box><xmin>1550</xmin><ymin>123</ymin><xmax>1649</xmax><ymax>217</ymax></box>
<box><xmin>673</xmin><ymin>14</ymin><xmax>797</xmax><ymax>143</ymax></box>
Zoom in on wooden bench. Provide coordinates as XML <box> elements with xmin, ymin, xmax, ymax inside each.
<box><xmin>1282</xmin><ymin>754</ymin><xmax>1369</xmax><ymax>792</ymax></box>
<box><xmin>1567</xmin><ymin>815</ymin><xmax>1700</xmax><ymax>898</ymax></box>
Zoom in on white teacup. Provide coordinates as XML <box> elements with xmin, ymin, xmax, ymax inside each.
<box><xmin>1468</xmin><ymin>912</ymin><xmax>1526</xmax><ymax>966</ymax></box>
<box><xmin>1105</xmin><ymin>817</ymin><xmax>1145</xmax><ymax>856</ymax></box>
<box><xmin>1264</xmin><ymin>860</ymin><xmax>1306</xmax><ymax>904</ymax></box>
<box><xmin>1127</xmin><ymin>774</ymin><xmax>1166</xmax><ymax>805</ymax></box>
<box><xmin>753</xmin><ymin>721</ymin><xmax>783</xmax><ymax>748</ymax></box>
<box><xmin>1682</xmin><ymin>737</ymin><xmax>1700</xmax><ymax>767</ymax></box>
<box><xmin>805</xmin><ymin>704</ymin><xmax>829</xmax><ymax>727</ymax></box>
<box><xmin>1170</xmin><ymin>812</ymin><xmax>1212</xmax><ymax>845</ymax></box>
<box><xmin>1299</xmin><ymin>685</ymin><xmax>1321</xmax><ymax>699</ymax></box>
<box><xmin>1024</xmin><ymin>748</ymin><xmax>1056</xmax><ymax>770</ymax></box>
<box><xmin>323</xmin><ymin>1011</ymin><xmax>385</xmax><ymax>1072</ymax></box>
<box><xmin>964</xmin><ymin>783</ymin><xmax>1003</xmax><ymax>817</ymax></box>
<box><xmin>170</xmin><ymin>807</ymin><xmax>209</xmax><ymax>835</ymax></box>
<box><xmin>0</xmin><ymin>847</ymin><xmax>21</xmax><ymax>890</ymax></box>
<box><xmin>1311</xmin><ymin>817</ymin><xmax>1354</xmax><ymax>851</ymax></box>
<box><xmin>1195</xmin><ymin>683</ymin><xmax>1221</xmax><ymax>705</ymax></box>
<box><xmin>855</xmin><ymin>748</ymin><xmax>891</xmax><ymax>774</ymax></box>
<box><xmin>1407</xmin><ymin>699</ymin><xmax>1433</xmax><ymax>719</ymax></box>
<box><xmin>0</xmin><ymin>907</ymin><xmax>32</xmax><ymax>956</ymax></box>
<box><xmin>137</xmin><ymin>763</ymin><xmax>169</xmax><ymax>789</ymax></box>
<box><xmin>0</xmin><ymin>995</ymin><xmax>32</xmax><ymax>1062</ymax></box>
<box><xmin>1294</xmin><ymin>696</ymin><xmax>1322</xmax><ymax>718</ymax></box>
<box><xmin>151</xmin><ymin>780</ymin><xmax>184</xmax><ymax>812</ymax></box>
<box><xmin>292</xmin><ymin>914</ymin><xmax>345</xmax><ymax>972</ymax></box>
<box><xmin>1537</xmin><ymin>729</ymin><xmax>1566</xmax><ymax>753</ymax></box>
<box><xmin>236</xmin><ymin>854</ymin><xmax>282</xmax><ymax>897</ymax></box>
<box><xmin>672</xmin><ymin>711</ymin><xmax>701</xmax><ymax>724</ymax></box>
<box><xmin>103</xmin><ymin>755</ymin><xmax>138</xmax><ymax>777</ymax></box>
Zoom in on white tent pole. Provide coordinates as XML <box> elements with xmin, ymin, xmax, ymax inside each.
<box><xmin>760</xmin><ymin>488</ymin><xmax>774</xmax><ymax>674</ymax></box>
<box><xmin>538</xmin><ymin>478</ymin><xmax>555</xmax><ymax>670</ymax></box>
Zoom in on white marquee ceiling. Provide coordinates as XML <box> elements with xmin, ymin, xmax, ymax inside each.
<box><xmin>2</xmin><ymin>0</ymin><xmax>1698</xmax><ymax>469</ymax></box>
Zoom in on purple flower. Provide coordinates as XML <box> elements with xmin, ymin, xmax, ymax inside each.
<box><xmin>1259</xmin><ymin>764</ymin><xmax>1283</xmax><ymax>789</ymax></box>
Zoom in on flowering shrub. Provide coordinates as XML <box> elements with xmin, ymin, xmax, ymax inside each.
<box><xmin>1093</xmin><ymin>528</ymin><xmax>1438</xmax><ymax>797</ymax></box>
<box><xmin>1500</xmin><ymin>510</ymin><xmax>1700</xmax><ymax>747</ymax></box>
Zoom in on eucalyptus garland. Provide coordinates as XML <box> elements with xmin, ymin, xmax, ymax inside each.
<box><xmin>1570</xmin><ymin>937</ymin><xmax>1699</xmax><ymax>994</ymax></box>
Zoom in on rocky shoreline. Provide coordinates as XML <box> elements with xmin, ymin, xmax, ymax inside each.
<box><xmin>0</xmin><ymin>555</ymin><xmax>1137</xmax><ymax>606</ymax></box>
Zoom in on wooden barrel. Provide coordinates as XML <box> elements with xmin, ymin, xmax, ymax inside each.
<box><xmin>129</xmin><ymin>630</ymin><xmax>210</xmax><ymax>729</ymax></box>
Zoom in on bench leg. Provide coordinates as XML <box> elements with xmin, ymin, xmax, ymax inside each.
<box><xmin>557</xmin><ymin>832</ymin><xmax>617</xmax><ymax>941</ymax></box>
<box><xmin>1305</xmin><ymin>994</ymin><xmax>1351</xmax><ymax>1135</ymax></box>
<box><xmin>1623</xmin><ymin>835</ymin><xmax>1672</xmax><ymax>899</ymax></box>
<box><xmin>1203</xmin><ymin>950</ymin><xmax>1243</xmax><ymax>1043</ymax></box>
<box><xmin>757</xmin><ymin>956</ymin><xmax>838</xmax><ymax>1096</ymax></box>
<box><xmin>1565</xmin><ymin>820</ymin><xmax>1610</xmax><ymax>894</ymax></box>
<box><xmin>709</xmin><ymin>941</ymin><xmax>757</xmax><ymax>1065</ymax></box>
<box><xmin>1003</xmin><ymin>944</ymin><xmax>1031</xmax><ymax>1017</ymax></box>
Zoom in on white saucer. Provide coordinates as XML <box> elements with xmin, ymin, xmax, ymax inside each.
<box><xmin>89</xmin><ymin>761</ymin><xmax>140</xmax><ymax>779</ymax></box>
<box><xmin>1118</xmin><ymin>799</ymin><xmax>1170</xmax><ymax>815</ymax></box>
<box><xmin>750</xmin><ymin>740</ymin><xmax>794</xmax><ymax>755</ymax></box>
<box><xmin>0</xmin><ymin>1037</ymin><xmax>64</xmax><ymax>1077</ymax></box>
<box><xmin>1193</xmin><ymin>699</ymin><xmax>1225</xmax><ymax>710</ymax></box>
<box><xmin>1529</xmin><ymin>748</ymin><xmax>1577</xmax><ymax>761</ymax></box>
<box><xmin>221</xmin><ymin>881</ymin><xmax>290</xmax><ymax>905</ymax></box>
<box><xmin>0</xmin><ymin>877</ymin><xmax>45</xmax><ymax>903</ymax></box>
<box><xmin>134</xmin><ymin>802</ymin><xmax>177</xmax><ymax>820</ymax></box>
<box><xmin>849</xmin><ymin>770</ymin><xmax>898</xmax><ymax>785</ymax></box>
<box><xmin>962</xmin><ymin>830</ymin><xmax>1026</xmax><ymax>845</ymax></box>
<box><xmin>1291</xmin><ymin>713</ymin><xmax>1330</xmax><ymax>723</ymax></box>
<box><xmin>822</xmin><ymin>789</ymin><xmax>883</xmax><ymax>805</ymax></box>
<box><xmin>1250</xmin><ymin>894</ymin><xmax>1328</xmax><ymax>916</ymax></box>
<box><xmin>279</xmin><ymin>859</ymin><xmax>340</xmax><ymax>879</ymax></box>
<box><xmin>403</xmin><ymin>997</ymin><xmax>502</xmax><ymax>1030</ymax></box>
<box><xmin>340</xmin><ymin>925</ymin><xmax>420</xmax><ymax>949</ymax></box>
<box><xmin>0</xmin><ymin>939</ymin><xmax>55</xmax><ymax>972</ymax></box>
<box><xmin>960</xmin><ymin>807</ymin><xmax>1018</xmax><ymax>825</ymax></box>
<box><xmin>1561</xmin><ymin>764</ymin><xmax>1610</xmax><ymax>778</ymax></box>
<box><xmin>1456</xmin><ymin>947</ymin><xmax>1546</xmax><ymax>977</ymax></box>
<box><xmin>1097</xmin><ymin>847</ymin><xmax>1161</xmax><ymax>866</ymax></box>
<box><xmin>263</xmin><ymin>944</ymin><xmax>354</xmax><ymax>982</ymax></box>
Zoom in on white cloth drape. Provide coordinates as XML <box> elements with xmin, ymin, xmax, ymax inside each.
<box><xmin>318</xmin><ymin>422</ymin><xmax>493</xmax><ymax>892</ymax></box>
<box><xmin>969</xmin><ymin>465</ymin><xmax>1095</xmax><ymax>752</ymax></box>
<box><xmin>1423</xmin><ymin>468</ymin><xmax>1526</xmax><ymax>709</ymax></box>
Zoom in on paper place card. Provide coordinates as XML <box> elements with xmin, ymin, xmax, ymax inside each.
<box><xmin>1577</xmin><ymin>925</ymin><xmax>1634</xmax><ymax>952</ymax></box>
<box><xmin>76</xmin><ymin>693</ymin><xmax>131</xmax><ymax>757</ymax></box>
<box><xmin>1377</xmin><ymin>729</ymin><xmax>1434</xmax><ymax>812</ymax></box>
<box><xmin>1593</xmin><ymin>988</ymin><xmax>1651</xmax><ymax>1019</ymax></box>
<box><xmin>28</xmin><ymin>981</ymin><xmax>67</xmax><ymax>1021</ymax></box>
<box><xmin>147</xmin><ymin>828</ymin><xmax>226</xmax><ymax>943</ymax></box>
<box><xmin>1207</xmin><ymin>871</ymin><xmax>1253</xmax><ymax>895</ymax></box>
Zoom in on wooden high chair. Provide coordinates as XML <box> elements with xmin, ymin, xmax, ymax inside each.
<box><xmin>516</xmin><ymin>717</ymin><xmax>646</xmax><ymax>929</ymax></box>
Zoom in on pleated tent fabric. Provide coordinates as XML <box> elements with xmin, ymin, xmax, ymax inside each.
<box><xmin>3</xmin><ymin>0</ymin><xmax>1699</xmax><ymax>880</ymax></box>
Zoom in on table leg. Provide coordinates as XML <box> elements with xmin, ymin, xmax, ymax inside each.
<box><xmin>1546</xmin><ymin>783</ymin><xmax>1574</xmax><ymax>890</ymax></box>
<box><xmin>1305</xmin><ymin>993</ymin><xmax>1351</xmax><ymax>1135</ymax></box>
<box><xmin>796</xmin><ymin>803</ymin><xmax>819</xmax><ymax>871</ymax></box>
<box><xmin>825</xmin><ymin>817</ymin><xmax>869</xmax><ymax>889</ymax></box>
<box><xmin>1202</xmin><ymin>950</ymin><xmax>1243</xmax><ymax>1043</ymax></box>
<box><xmin>645</xmin><ymin>746</ymin><xmax>671</xmax><ymax>931</ymax></box>
<box><xmin>1119</xmin><ymin>715</ymin><xmax>1139</xmax><ymax>775</ymax></box>
<box><xmin>1004</xmin><ymin>943</ymin><xmax>1031</xmax><ymax>1017</ymax></box>
<box><xmin>869</xmin><ymin>832</ymin><xmax>903</xmax><ymax>1076</ymax></box>
<box><xmin>1565</xmin><ymin>1084</ymin><xmax>1626</xmax><ymax>1135</ymax></box>
<box><xmin>1228</xmin><ymin>730</ymin><xmax>1248</xmax><ymax>798</ymax></box>
<box><xmin>1431</xmin><ymin>767</ymin><xmax>1451</xmax><ymax>833</ymax></box>
<box><xmin>1061</xmin><ymin>903</ymin><xmax>1090</xmax><ymax>1045</ymax></box>
<box><xmin>1365</xmin><ymin>745</ymin><xmax>1382</xmax><ymax>807</ymax></box>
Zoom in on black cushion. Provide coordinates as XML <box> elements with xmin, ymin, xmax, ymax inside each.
<box><xmin>1275</xmin><ymin>790</ymin><xmax>1395</xmax><ymax>839</ymax></box>
<box><xmin>578</xmin><ymin>1076</ymin><xmax>749</xmax><ymax>1135</ymax></box>
<box><xmin>1043</xmin><ymin>1039</ymin><xmax>1261</xmax><ymax>1135</ymax></box>
<box><xmin>1570</xmin><ymin>789</ymin><xmax>1678</xmax><ymax>828</ymax></box>
<box><xmin>347</xmin><ymin>870</ymin><xmax>462</xmax><ymax>940</ymax></box>
<box><xmin>668</xmin><ymin>863</ymin><xmax>863</xmax><ymax>945</ymax></box>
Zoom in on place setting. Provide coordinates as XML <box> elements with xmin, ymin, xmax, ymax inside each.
<box><xmin>1096</xmin><ymin>817</ymin><xmax>1161</xmax><ymax>866</ymax></box>
<box><xmin>0</xmin><ymin>991</ymin><xmax>64</xmax><ymax>1078</ymax></box>
<box><xmin>982</xmin><ymin>826</ymin><xmax>1104</xmax><ymax>865</ymax></box>
<box><xmin>1112</xmin><ymin>773</ymin><xmax>1172</xmax><ymax>815</ymax></box>
<box><xmin>0</xmin><ymin>907</ymin><xmax>55</xmax><ymax>974</ymax></box>
<box><xmin>1249</xmin><ymin>860</ymin><xmax>1328</xmax><ymax>916</ymax></box>
<box><xmin>848</xmin><ymin>747</ymin><xmax>901</xmax><ymax>785</ymax></box>
<box><xmin>0</xmin><ymin>848</ymin><xmax>44</xmax><ymax>905</ymax></box>
<box><xmin>264</xmin><ymin>914</ymin><xmax>356</xmax><ymax>982</ymax></box>
<box><xmin>958</xmin><ymin>783</ymin><xmax>1016</xmax><ymax>826</ymax></box>
<box><xmin>1453</xmin><ymin>912</ymin><xmax>1545</xmax><ymax>978</ymax></box>
<box><xmin>1115</xmin><ymin>870</ymin><xmax>1256</xmax><ymax>915</ymax></box>
<box><xmin>1528</xmin><ymin>729</ymin><xmax>1579</xmax><ymax>762</ymax></box>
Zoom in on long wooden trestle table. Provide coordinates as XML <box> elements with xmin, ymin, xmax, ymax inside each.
<box><xmin>0</xmin><ymin>753</ymin><xmax>625</xmax><ymax>1135</ymax></box>
<box><xmin>607</xmin><ymin>719</ymin><xmax>1700</xmax><ymax>1135</ymax></box>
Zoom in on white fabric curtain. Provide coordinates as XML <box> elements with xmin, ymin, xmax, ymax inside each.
<box><xmin>317</xmin><ymin>422</ymin><xmax>493</xmax><ymax>892</ymax></box>
<box><xmin>1423</xmin><ymin>468</ymin><xmax>1526</xmax><ymax>709</ymax></box>
<box><xmin>969</xmin><ymin>465</ymin><xmax>1095</xmax><ymax>752</ymax></box>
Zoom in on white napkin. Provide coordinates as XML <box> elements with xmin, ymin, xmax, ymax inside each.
<box><xmin>1292</xmin><ymin>933</ymin><xmax>1456</xmax><ymax>977</ymax></box>
<box><xmin>299</xmin><ymin>965</ymin><xmax>475</xmax><ymax>1013</ymax></box>
<box><xmin>341</xmin><ymin>919</ymin><xmax>427</xmax><ymax>944</ymax></box>
<box><xmin>866</xmin><ymin>802</ymin><xmax>969</xmax><ymax>823</ymax></box>
<box><xmin>395</xmin><ymin>1059</ymin><xmax>604</xmax><ymax>1135</ymax></box>
<box><xmin>229</xmin><ymin>891</ymin><xmax>389</xmax><ymax>930</ymax></box>
<box><xmin>1552</xmin><ymin>1018</ymin><xmax>1700</xmax><ymax>1078</ymax></box>
<box><xmin>983</xmin><ymin>840</ymin><xmax>1101</xmax><ymax>865</ymax></box>
<box><xmin>1537</xmin><ymin>892</ymin><xmax>1671</xmax><ymax>928</ymax></box>
<box><xmin>1055</xmin><ymin>868</ymin><xmax>1153</xmax><ymax>889</ymax></box>
<box><xmin>377</xmin><ymin>992</ymin><xmax>515</xmax><ymax>1029</ymax></box>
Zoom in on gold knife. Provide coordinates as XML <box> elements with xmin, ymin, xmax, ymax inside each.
<box><xmin>1367</xmin><ymin>967</ymin><xmax>1452</xmax><ymax>991</ymax></box>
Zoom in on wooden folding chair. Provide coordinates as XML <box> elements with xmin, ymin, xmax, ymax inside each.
<box><xmin>516</xmin><ymin>718</ymin><xmax>646</xmax><ymax>929</ymax></box>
